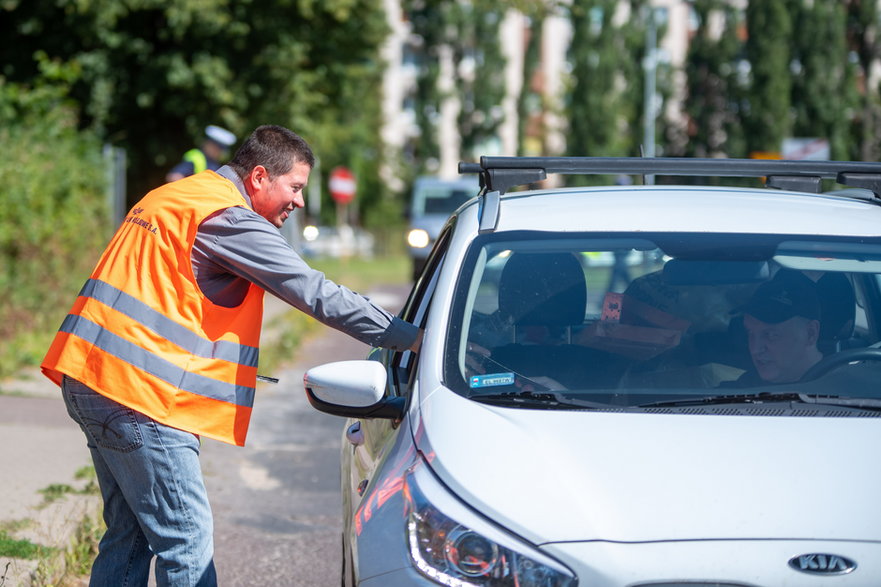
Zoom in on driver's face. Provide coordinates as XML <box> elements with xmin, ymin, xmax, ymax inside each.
<box><xmin>744</xmin><ymin>314</ymin><xmax>820</xmax><ymax>383</ymax></box>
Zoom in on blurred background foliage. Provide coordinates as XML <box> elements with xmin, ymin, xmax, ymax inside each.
<box><xmin>0</xmin><ymin>72</ymin><xmax>108</xmax><ymax>375</ymax></box>
<box><xmin>0</xmin><ymin>0</ymin><xmax>391</xmax><ymax>375</ymax></box>
<box><xmin>0</xmin><ymin>0</ymin><xmax>390</xmax><ymax>204</ymax></box>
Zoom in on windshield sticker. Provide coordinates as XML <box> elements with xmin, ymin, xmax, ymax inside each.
<box><xmin>470</xmin><ymin>373</ymin><xmax>515</xmax><ymax>388</ymax></box>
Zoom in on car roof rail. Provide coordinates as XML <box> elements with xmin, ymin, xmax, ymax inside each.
<box><xmin>823</xmin><ymin>188</ymin><xmax>878</xmax><ymax>201</ymax></box>
<box><xmin>458</xmin><ymin>156</ymin><xmax>881</xmax><ymax>198</ymax></box>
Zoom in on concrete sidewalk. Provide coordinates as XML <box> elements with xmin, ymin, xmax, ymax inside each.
<box><xmin>0</xmin><ymin>371</ymin><xmax>100</xmax><ymax>586</ymax></box>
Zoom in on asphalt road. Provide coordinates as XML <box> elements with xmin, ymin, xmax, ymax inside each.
<box><xmin>203</xmin><ymin>286</ymin><xmax>409</xmax><ymax>586</ymax></box>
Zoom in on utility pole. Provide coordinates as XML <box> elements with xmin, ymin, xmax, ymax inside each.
<box><xmin>643</xmin><ymin>3</ymin><xmax>658</xmax><ymax>184</ymax></box>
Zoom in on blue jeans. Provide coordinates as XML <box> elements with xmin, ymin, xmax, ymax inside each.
<box><xmin>62</xmin><ymin>376</ymin><xmax>217</xmax><ymax>586</ymax></box>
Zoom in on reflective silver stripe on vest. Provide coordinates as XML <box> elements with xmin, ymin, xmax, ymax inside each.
<box><xmin>60</xmin><ymin>314</ymin><xmax>255</xmax><ymax>407</ymax></box>
<box><xmin>79</xmin><ymin>278</ymin><xmax>259</xmax><ymax>368</ymax></box>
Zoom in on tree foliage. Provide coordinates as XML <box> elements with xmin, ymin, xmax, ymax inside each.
<box><xmin>561</xmin><ymin>0</ymin><xmax>881</xmax><ymax>162</ymax></box>
<box><xmin>404</xmin><ymin>0</ymin><xmax>509</xmax><ymax>172</ymax></box>
<box><xmin>518</xmin><ymin>11</ymin><xmax>546</xmax><ymax>155</ymax></box>
<box><xmin>789</xmin><ymin>0</ymin><xmax>857</xmax><ymax>159</ymax></box>
<box><xmin>682</xmin><ymin>0</ymin><xmax>746</xmax><ymax>158</ymax></box>
<box><xmin>845</xmin><ymin>0</ymin><xmax>881</xmax><ymax>161</ymax></box>
<box><xmin>566</xmin><ymin>0</ymin><xmax>645</xmax><ymax>179</ymax></box>
<box><xmin>0</xmin><ymin>73</ymin><xmax>109</xmax><ymax>375</ymax></box>
<box><xmin>452</xmin><ymin>1</ymin><xmax>508</xmax><ymax>156</ymax></box>
<box><xmin>406</xmin><ymin>0</ymin><xmax>451</xmax><ymax>174</ymax></box>
<box><xmin>0</xmin><ymin>0</ymin><xmax>390</xmax><ymax>205</ymax></box>
<box><xmin>743</xmin><ymin>0</ymin><xmax>793</xmax><ymax>153</ymax></box>
<box><xmin>683</xmin><ymin>0</ymin><xmax>871</xmax><ymax>160</ymax></box>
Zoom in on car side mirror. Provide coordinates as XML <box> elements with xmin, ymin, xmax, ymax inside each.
<box><xmin>303</xmin><ymin>360</ymin><xmax>405</xmax><ymax>419</ymax></box>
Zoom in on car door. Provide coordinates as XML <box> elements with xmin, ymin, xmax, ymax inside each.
<box><xmin>343</xmin><ymin>225</ymin><xmax>454</xmax><ymax>536</ymax></box>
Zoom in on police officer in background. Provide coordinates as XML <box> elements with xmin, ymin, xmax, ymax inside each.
<box><xmin>166</xmin><ymin>125</ymin><xmax>237</xmax><ymax>182</ymax></box>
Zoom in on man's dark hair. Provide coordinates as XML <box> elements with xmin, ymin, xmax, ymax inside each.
<box><xmin>228</xmin><ymin>125</ymin><xmax>315</xmax><ymax>178</ymax></box>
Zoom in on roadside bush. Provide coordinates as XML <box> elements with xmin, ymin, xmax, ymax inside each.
<box><xmin>0</xmin><ymin>78</ymin><xmax>110</xmax><ymax>377</ymax></box>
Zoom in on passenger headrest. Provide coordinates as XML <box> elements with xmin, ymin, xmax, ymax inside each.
<box><xmin>498</xmin><ymin>252</ymin><xmax>587</xmax><ymax>327</ymax></box>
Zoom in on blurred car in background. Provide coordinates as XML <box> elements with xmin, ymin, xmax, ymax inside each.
<box><xmin>406</xmin><ymin>175</ymin><xmax>480</xmax><ymax>280</ymax></box>
<box><xmin>305</xmin><ymin>156</ymin><xmax>881</xmax><ymax>586</ymax></box>
<box><xmin>301</xmin><ymin>224</ymin><xmax>375</xmax><ymax>259</ymax></box>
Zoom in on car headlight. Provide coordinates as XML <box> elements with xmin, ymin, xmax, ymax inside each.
<box><xmin>408</xmin><ymin>229</ymin><xmax>431</xmax><ymax>249</ymax></box>
<box><xmin>302</xmin><ymin>224</ymin><xmax>320</xmax><ymax>242</ymax></box>
<box><xmin>404</xmin><ymin>462</ymin><xmax>576</xmax><ymax>587</ymax></box>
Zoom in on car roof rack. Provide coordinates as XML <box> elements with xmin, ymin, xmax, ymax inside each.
<box><xmin>458</xmin><ymin>156</ymin><xmax>881</xmax><ymax>198</ymax></box>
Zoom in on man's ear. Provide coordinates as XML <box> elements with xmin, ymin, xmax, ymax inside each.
<box><xmin>246</xmin><ymin>165</ymin><xmax>268</xmax><ymax>193</ymax></box>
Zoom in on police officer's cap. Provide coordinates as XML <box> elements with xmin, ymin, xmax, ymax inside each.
<box><xmin>205</xmin><ymin>125</ymin><xmax>236</xmax><ymax>148</ymax></box>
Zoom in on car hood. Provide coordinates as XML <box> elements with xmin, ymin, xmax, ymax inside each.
<box><xmin>415</xmin><ymin>387</ymin><xmax>881</xmax><ymax>544</ymax></box>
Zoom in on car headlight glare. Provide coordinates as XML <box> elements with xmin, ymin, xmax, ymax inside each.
<box><xmin>302</xmin><ymin>224</ymin><xmax>320</xmax><ymax>241</ymax></box>
<box><xmin>408</xmin><ymin>229</ymin><xmax>431</xmax><ymax>249</ymax></box>
<box><xmin>445</xmin><ymin>528</ymin><xmax>500</xmax><ymax>577</ymax></box>
<box><xmin>405</xmin><ymin>464</ymin><xmax>576</xmax><ymax>587</ymax></box>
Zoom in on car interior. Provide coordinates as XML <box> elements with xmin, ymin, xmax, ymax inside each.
<box><xmin>452</xmin><ymin>233</ymin><xmax>881</xmax><ymax>405</ymax></box>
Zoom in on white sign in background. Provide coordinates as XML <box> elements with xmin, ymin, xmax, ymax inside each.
<box><xmin>782</xmin><ymin>137</ymin><xmax>830</xmax><ymax>160</ymax></box>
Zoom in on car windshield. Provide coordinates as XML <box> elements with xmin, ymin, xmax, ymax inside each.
<box><xmin>415</xmin><ymin>186</ymin><xmax>474</xmax><ymax>215</ymax></box>
<box><xmin>445</xmin><ymin>232</ymin><xmax>881</xmax><ymax>408</ymax></box>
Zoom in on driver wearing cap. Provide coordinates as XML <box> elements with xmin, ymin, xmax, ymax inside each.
<box><xmin>730</xmin><ymin>271</ymin><xmax>823</xmax><ymax>386</ymax></box>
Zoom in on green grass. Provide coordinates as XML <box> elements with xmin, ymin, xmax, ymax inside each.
<box><xmin>63</xmin><ymin>511</ymin><xmax>103</xmax><ymax>579</ymax></box>
<box><xmin>38</xmin><ymin>484</ymin><xmax>77</xmax><ymax>505</ymax></box>
<box><xmin>0</xmin><ymin>530</ymin><xmax>44</xmax><ymax>560</ymax></box>
<box><xmin>257</xmin><ymin>309</ymin><xmax>322</xmax><ymax>376</ymax></box>
<box><xmin>0</xmin><ymin>518</ymin><xmax>43</xmax><ymax>560</ymax></box>
<box><xmin>0</xmin><ymin>330</ymin><xmax>56</xmax><ymax>381</ymax></box>
<box><xmin>37</xmin><ymin>468</ymin><xmax>100</xmax><ymax>506</ymax></box>
<box><xmin>74</xmin><ymin>465</ymin><xmax>100</xmax><ymax>495</ymax></box>
<box><xmin>0</xmin><ymin>468</ymin><xmax>102</xmax><ymax>583</ymax></box>
<box><xmin>308</xmin><ymin>253</ymin><xmax>411</xmax><ymax>291</ymax></box>
<box><xmin>4</xmin><ymin>470</ymin><xmax>103</xmax><ymax>585</ymax></box>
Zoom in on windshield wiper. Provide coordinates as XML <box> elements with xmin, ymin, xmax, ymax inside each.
<box><xmin>638</xmin><ymin>392</ymin><xmax>881</xmax><ymax>411</ymax></box>
<box><xmin>638</xmin><ymin>391</ymin><xmax>798</xmax><ymax>408</ymax></box>
<box><xmin>797</xmin><ymin>394</ymin><xmax>881</xmax><ymax>410</ymax></box>
<box><xmin>470</xmin><ymin>390</ymin><xmax>611</xmax><ymax>410</ymax></box>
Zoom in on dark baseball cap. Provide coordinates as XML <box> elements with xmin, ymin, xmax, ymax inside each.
<box><xmin>735</xmin><ymin>271</ymin><xmax>821</xmax><ymax>324</ymax></box>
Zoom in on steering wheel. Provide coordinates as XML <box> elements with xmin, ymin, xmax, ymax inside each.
<box><xmin>801</xmin><ymin>347</ymin><xmax>881</xmax><ymax>381</ymax></box>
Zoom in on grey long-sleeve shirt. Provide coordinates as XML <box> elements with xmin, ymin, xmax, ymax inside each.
<box><xmin>190</xmin><ymin>166</ymin><xmax>418</xmax><ymax>352</ymax></box>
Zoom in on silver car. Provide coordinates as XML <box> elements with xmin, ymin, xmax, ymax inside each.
<box><xmin>305</xmin><ymin>157</ymin><xmax>881</xmax><ymax>586</ymax></box>
<box><xmin>406</xmin><ymin>176</ymin><xmax>481</xmax><ymax>280</ymax></box>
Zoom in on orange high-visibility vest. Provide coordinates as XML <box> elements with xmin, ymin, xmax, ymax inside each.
<box><xmin>42</xmin><ymin>171</ymin><xmax>265</xmax><ymax>446</ymax></box>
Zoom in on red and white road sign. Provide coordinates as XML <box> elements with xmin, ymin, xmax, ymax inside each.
<box><xmin>329</xmin><ymin>166</ymin><xmax>356</xmax><ymax>204</ymax></box>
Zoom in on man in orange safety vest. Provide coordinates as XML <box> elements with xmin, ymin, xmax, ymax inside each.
<box><xmin>43</xmin><ymin>125</ymin><xmax>421</xmax><ymax>586</ymax></box>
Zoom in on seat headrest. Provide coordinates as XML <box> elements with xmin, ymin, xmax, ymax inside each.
<box><xmin>498</xmin><ymin>252</ymin><xmax>587</xmax><ymax>327</ymax></box>
<box><xmin>816</xmin><ymin>272</ymin><xmax>856</xmax><ymax>341</ymax></box>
